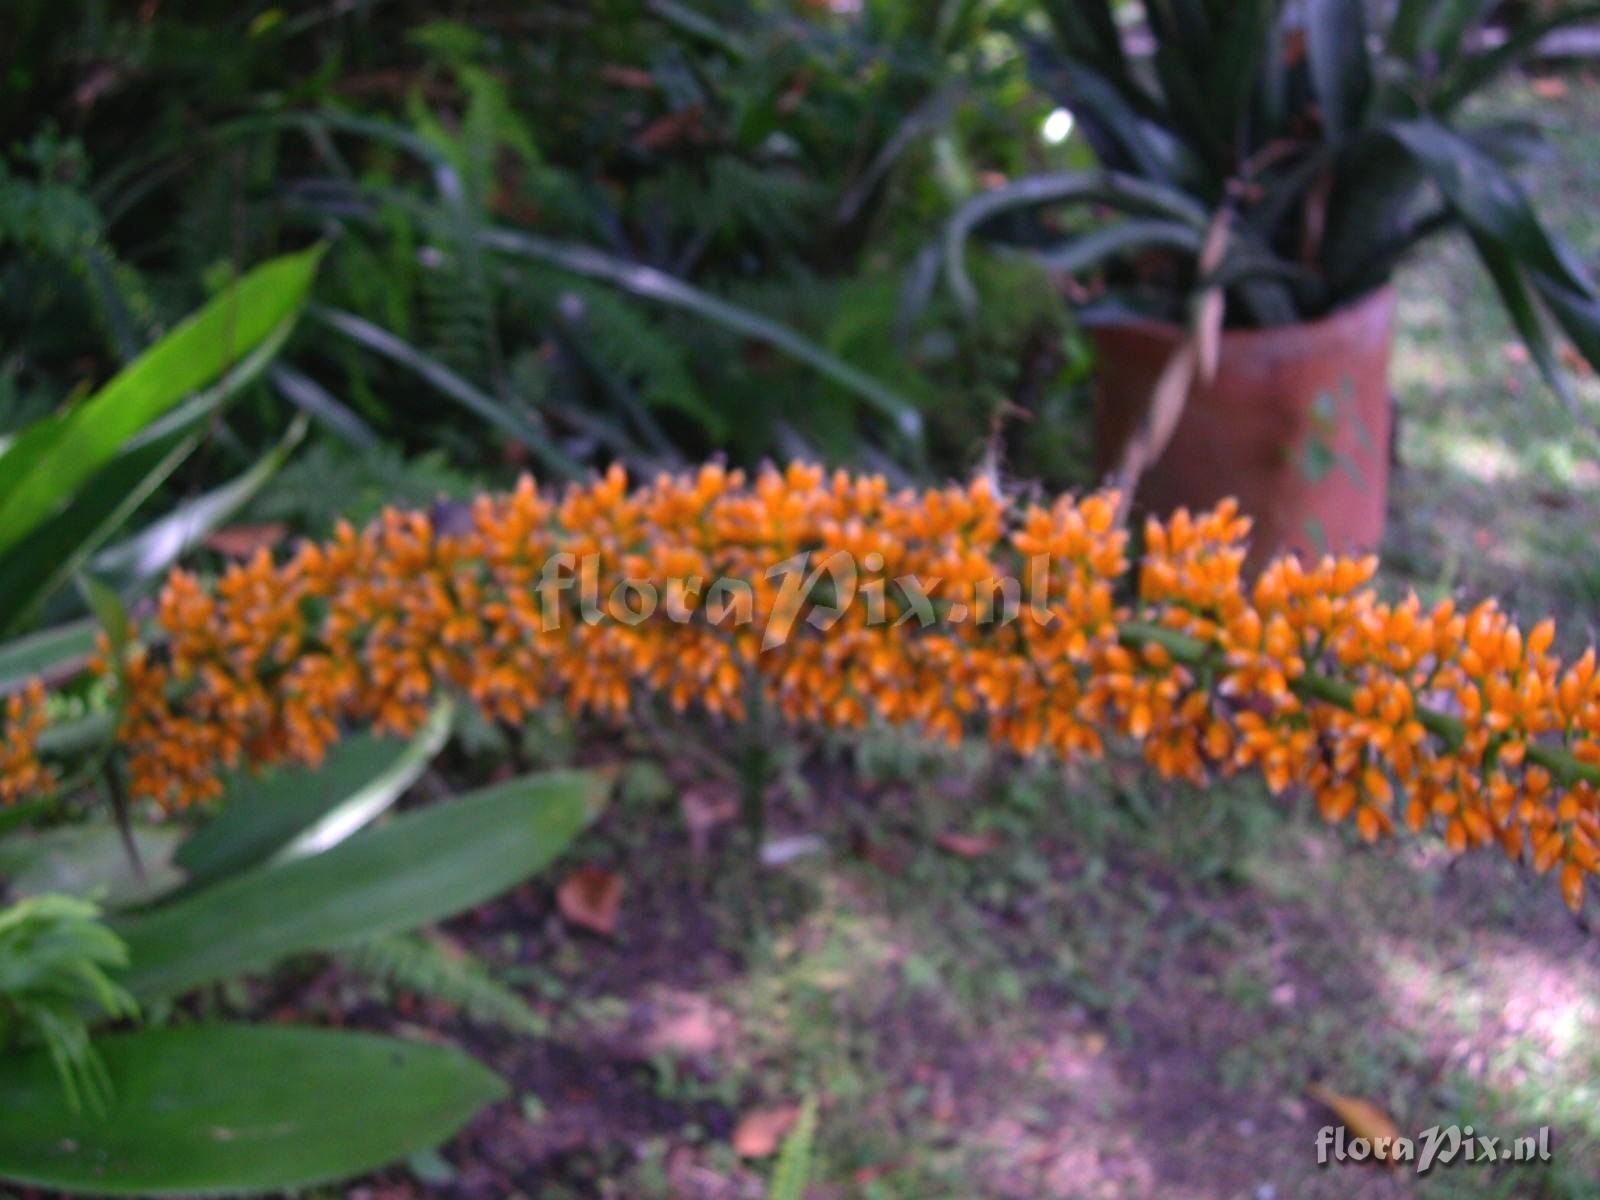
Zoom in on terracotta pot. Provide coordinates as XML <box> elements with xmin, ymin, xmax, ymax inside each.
<box><xmin>1091</xmin><ymin>286</ymin><xmax>1395</xmax><ymax>567</ymax></box>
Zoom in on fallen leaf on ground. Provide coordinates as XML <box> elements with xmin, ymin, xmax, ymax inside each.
<box><xmin>732</xmin><ymin>1104</ymin><xmax>801</xmax><ymax>1159</ymax></box>
<box><xmin>1306</xmin><ymin>1083</ymin><xmax>1402</xmax><ymax>1166</ymax></box>
<box><xmin>557</xmin><ymin>865</ymin><xmax>624</xmax><ymax>936</ymax></box>
<box><xmin>638</xmin><ymin>989</ymin><xmax>733</xmax><ymax>1058</ymax></box>
<box><xmin>936</xmin><ymin>830</ymin><xmax>1001</xmax><ymax>859</ymax></box>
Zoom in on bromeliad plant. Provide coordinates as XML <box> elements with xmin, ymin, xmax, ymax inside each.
<box><xmin>5</xmin><ymin>463</ymin><xmax>1600</xmax><ymax>914</ymax></box>
<box><xmin>940</xmin><ymin>0</ymin><xmax>1600</xmax><ymax>404</ymax></box>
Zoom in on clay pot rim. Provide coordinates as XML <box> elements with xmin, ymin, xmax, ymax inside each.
<box><xmin>1083</xmin><ymin>283</ymin><xmax>1396</xmax><ymax>348</ymax></box>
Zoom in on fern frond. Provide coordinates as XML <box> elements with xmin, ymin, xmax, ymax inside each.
<box><xmin>340</xmin><ymin>932</ymin><xmax>548</xmax><ymax>1037</ymax></box>
<box><xmin>769</xmin><ymin>1096</ymin><xmax>818</xmax><ymax>1200</ymax></box>
<box><xmin>417</xmin><ymin>202</ymin><xmax>504</xmax><ymax>395</ymax></box>
<box><xmin>0</xmin><ymin>895</ymin><xmax>137</xmax><ymax>1115</ymax></box>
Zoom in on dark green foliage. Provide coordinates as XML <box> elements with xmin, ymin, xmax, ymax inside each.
<box><xmin>0</xmin><ymin>0</ymin><xmax>1094</xmax><ymax>495</ymax></box>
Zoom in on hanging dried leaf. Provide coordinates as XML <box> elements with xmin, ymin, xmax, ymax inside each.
<box><xmin>1109</xmin><ymin>339</ymin><xmax>1198</xmax><ymax>509</ymax></box>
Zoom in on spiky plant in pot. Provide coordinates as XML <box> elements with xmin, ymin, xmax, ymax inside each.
<box><xmin>937</xmin><ymin>0</ymin><xmax>1600</xmax><ymax>560</ymax></box>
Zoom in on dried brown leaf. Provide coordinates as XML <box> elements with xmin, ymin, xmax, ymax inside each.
<box><xmin>732</xmin><ymin>1104</ymin><xmax>802</xmax><ymax>1159</ymax></box>
<box><xmin>557</xmin><ymin>865</ymin><xmax>624</xmax><ymax>936</ymax></box>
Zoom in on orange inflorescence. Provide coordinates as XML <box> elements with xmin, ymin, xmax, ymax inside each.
<box><xmin>0</xmin><ymin>679</ymin><xmax>55</xmax><ymax>807</ymax></box>
<box><xmin>4</xmin><ymin>464</ymin><xmax>1600</xmax><ymax>912</ymax></box>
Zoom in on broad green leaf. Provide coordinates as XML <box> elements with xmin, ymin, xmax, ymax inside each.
<box><xmin>173</xmin><ymin>703</ymin><xmax>452</xmax><ymax>892</ymax></box>
<box><xmin>1305</xmin><ymin>0</ymin><xmax>1372</xmax><ymax>142</ymax></box>
<box><xmin>0</xmin><ymin>246</ymin><xmax>322</xmax><ymax>559</ymax></box>
<box><xmin>1385</xmin><ymin>119</ymin><xmax>1595</xmax><ymax>296</ymax></box>
<box><xmin>0</xmin><ymin>426</ymin><xmax>196</xmax><ymax>636</ymax></box>
<box><xmin>115</xmin><ymin>769</ymin><xmax>606</xmax><ymax>1001</ymax></box>
<box><xmin>34</xmin><ymin>710</ymin><xmax>117</xmax><ymax>761</ymax></box>
<box><xmin>0</xmin><ymin>1024</ymin><xmax>504</xmax><ymax>1197</ymax></box>
<box><xmin>0</xmin><ymin>620</ymin><xmax>97</xmax><ymax>693</ymax></box>
<box><xmin>0</xmin><ymin>825</ymin><xmax>186</xmax><ymax>909</ymax></box>
<box><xmin>1317</xmin><ymin>136</ymin><xmax>1431</xmax><ymax>295</ymax></box>
<box><xmin>1469</xmin><ymin>231</ymin><xmax>1573</xmax><ymax>411</ymax></box>
<box><xmin>91</xmin><ymin>415</ymin><xmax>308</xmax><ymax>597</ymax></box>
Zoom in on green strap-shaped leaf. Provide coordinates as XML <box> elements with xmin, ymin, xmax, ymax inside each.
<box><xmin>1388</xmin><ymin>0</ymin><xmax>1439</xmax><ymax>63</ymax></box>
<box><xmin>0</xmin><ymin>825</ymin><xmax>187</xmax><ymax>909</ymax></box>
<box><xmin>0</xmin><ymin>425</ymin><xmax>197</xmax><ymax>636</ymax></box>
<box><xmin>1419</xmin><ymin>0</ymin><xmax>1497</xmax><ymax>71</ymax></box>
<box><xmin>1305</xmin><ymin>0</ymin><xmax>1372</xmax><ymax>143</ymax></box>
<box><xmin>0</xmin><ymin>246</ymin><xmax>322</xmax><ymax>559</ymax></box>
<box><xmin>477</xmin><ymin>226</ymin><xmax>926</xmax><ymax>443</ymax></box>
<box><xmin>1046</xmin><ymin>58</ymin><xmax>1208</xmax><ymax>188</ymax></box>
<box><xmin>938</xmin><ymin>170</ymin><xmax>1210</xmax><ymax>318</ymax></box>
<box><xmin>114</xmin><ymin>769</ymin><xmax>606</xmax><ymax>1001</ymax></box>
<box><xmin>89</xmin><ymin>415</ymin><xmax>308</xmax><ymax>598</ymax></box>
<box><xmin>0</xmin><ymin>620</ymin><xmax>97</xmax><ymax>695</ymax></box>
<box><xmin>1385</xmin><ymin>119</ymin><xmax>1595</xmax><ymax>296</ymax></box>
<box><xmin>173</xmin><ymin>703</ymin><xmax>452</xmax><ymax>892</ymax></box>
<box><xmin>0</xmin><ymin>1024</ymin><xmax>504</xmax><ymax>1197</ymax></box>
<box><xmin>315</xmin><ymin>306</ymin><xmax>583</xmax><ymax>479</ymax></box>
<box><xmin>1042</xmin><ymin>0</ymin><xmax>1129</xmax><ymax>80</ymax></box>
<box><xmin>1469</xmin><ymin>230</ymin><xmax>1575</xmax><ymax>412</ymax></box>
<box><xmin>1029</xmin><ymin>220</ymin><xmax>1204</xmax><ymax>278</ymax></box>
<box><xmin>1531</xmin><ymin>272</ymin><xmax>1600</xmax><ymax>387</ymax></box>
<box><xmin>1438</xmin><ymin>4</ymin><xmax>1600</xmax><ymax>111</ymax></box>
